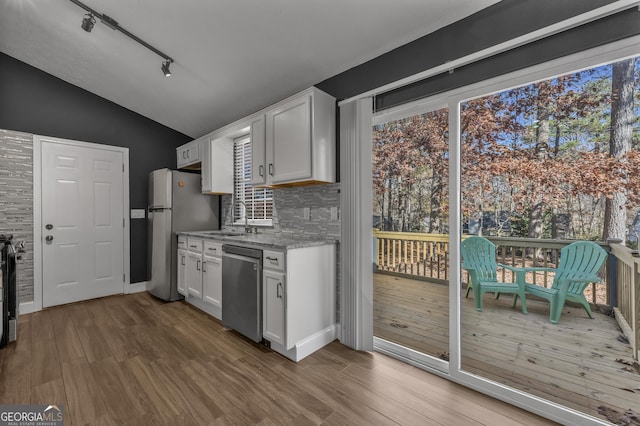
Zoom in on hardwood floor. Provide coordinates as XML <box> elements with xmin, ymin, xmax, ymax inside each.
<box><xmin>374</xmin><ymin>272</ymin><xmax>639</xmax><ymax>424</ymax></box>
<box><xmin>0</xmin><ymin>292</ymin><xmax>556</xmax><ymax>425</ymax></box>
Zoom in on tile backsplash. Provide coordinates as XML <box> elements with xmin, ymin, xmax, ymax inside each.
<box><xmin>0</xmin><ymin>129</ymin><xmax>34</xmax><ymax>304</ymax></box>
<box><xmin>220</xmin><ymin>183</ymin><xmax>341</xmax><ymax>240</ymax></box>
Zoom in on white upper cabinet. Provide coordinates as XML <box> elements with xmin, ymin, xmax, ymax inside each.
<box><xmin>189</xmin><ymin>86</ymin><xmax>335</xmax><ymax>191</ymax></box>
<box><xmin>250</xmin><ymin>115</ymin><xmax>266</xmax><ymax>186</ymax></box>
<box><xmin>255</xmin><ymin>87</ymin><xmax>336</xmax><ymax>187</ymax></box>
<box><xmin>176</xmin><ymin>139</ymin><xmax>201</xmax><ymax>170</ymax></box>
<box><xmin>201</xmin><ymin>137</ymin><xmax>233</xmax><ymax>194</ymax></box>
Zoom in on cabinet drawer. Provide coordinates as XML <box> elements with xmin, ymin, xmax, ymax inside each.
<box><xmin>263</xmin><ymin>250</ymin><xmax>285</xmax><ymax>271</ymax></box>
<box><xmin>177</xmin><ymin>235</ymin><xmax>187</xmax><ymax>250</ymax></box>
<box><xmin>187</xmin><ymin>238</ymin><xmax>203</xmax><ymax>253</ymax></box>
<box><xmin>204</xmin><ymin>241</ymin><xmax>223</xmax><ymax>258</ymax></box>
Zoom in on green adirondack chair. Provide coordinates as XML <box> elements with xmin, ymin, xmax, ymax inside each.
<box><xmin>461</xmin><ymin>236</ymin><xmax>527</xmax><ymax>314</ymax></box>
<box><xmin>518</xmin><ymin>241</ymin><xmax>607</xmax><ymax>324</ymax></box>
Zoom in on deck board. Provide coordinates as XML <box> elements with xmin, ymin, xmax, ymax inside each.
<box><xmin>374</xmin><ymin>272</ymin><xmax>639</xmax><ymax>422</ymax></box>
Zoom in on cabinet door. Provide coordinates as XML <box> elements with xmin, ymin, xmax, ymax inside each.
<box><xmin>186</xmin><ymin>252</ymin><xmax>203</xmax><ymax>298</ymax></box>
<box><xmin>177</xmin><ymin>140</ymin><xmax>200</xmax><ymax>169</ymax></box>
<box><xmin>263</xmin><ymin>270</ymin><xmax>286</xmax><ymax>346</ymax></box>
<box><xmin>202</xmin><ymin>255</ymin><xmax>222</xmax><ymax>308</ymax></box>
<box><xmin>250</xmin><ymin>115</ymin><xmax>267</xmax><ymax>186</ymax></box>
<box><xmin>268</xmin><ymin>94</ymin><xmax>311</xmax><ymax>184</ymax></box>
<box><xmin>202</xmin><ymin>138</ymin><xmax>234</xmax><ymax>194</ymax></box>
<box><xmin>177</xmin><ymin>249</ymin><xmax>187</xmax><ymax>296</ymax></box>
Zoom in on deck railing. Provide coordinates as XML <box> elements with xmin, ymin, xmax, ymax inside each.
<box><xmin>609</xmin><ymin>243</ymin><xmax>640</xmax><ymax>360</ymax></box>
<box><xmin>372</xmin><ymin>231</ymin><xmax>608</xmax><ymax>302</ymax></box>
<box><xmin>373</xmin><ymin>230</ymin><xmax>639</xmax><ymax>359</ymax></box>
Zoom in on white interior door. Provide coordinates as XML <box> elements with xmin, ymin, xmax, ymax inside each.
<box><xmin>41</xmin><ymin>139</ymin><xmax>125</xmax><ymax>307</ymax></box>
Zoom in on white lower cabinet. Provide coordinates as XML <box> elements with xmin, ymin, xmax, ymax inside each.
<box><xmin>177</xmin><ymin>248</ymin><xmax>187</xmax><ymax>296</ymax></box>
<box><xmin>203</xmin><ymin>241</ymin><xmax>223</xmax><ymax>308</ymax></box>
<box><xmin>179</xmin><ymin>237</ymin><xmax>223</xmax><ymax>319</ymax></box>
<box><xmin>177</xmin><ymin>235</ymin><xmax>336</xmax><ymax>361</ymax></box>
<box><xmin>262</xmin><ymin>244</ymin><xmax>336</xmax><ymax>361</ymax></box>
<box><xmin>186</xmin><ymin>251</ymin><xmax>203</xmax><ymax>298</ymax></box>
<box><xmin>263</xmin><ymin>269</ymin><xmax>286</xmax><ymax>346</ymax></box>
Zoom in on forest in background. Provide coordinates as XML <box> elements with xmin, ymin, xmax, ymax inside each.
<box><xmin>373</xmin><ymin>56</ymin><xmax>640</xmax><ymax>244</ymax></box>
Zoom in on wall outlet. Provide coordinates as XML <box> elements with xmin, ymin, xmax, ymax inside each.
<box><xmin>303</xmin><ymin>207</ymin><xmax>310</xmax><ymax>220</ymax></box>
<box><xmin>330</xmin><ymin>207</ymin><xmax>338</xmax><ymax>221</ymax></box>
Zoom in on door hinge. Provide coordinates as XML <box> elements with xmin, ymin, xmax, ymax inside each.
<box><xmin>123</xmin><ymin>273</ymin><xmax>125</xmax><ymax>282</ymax></box>
<box><xmin>123</xmin><ymin>218</ymin><xmax>125</xmax><ymax>227</ymax></box>
<box><xmin>122</xmin><ymin>163</ymin><xmax>125</xmax><ymax>172</ymax></box>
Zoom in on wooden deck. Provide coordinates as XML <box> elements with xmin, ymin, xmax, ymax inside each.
<box><xmin>374</xmin><ymin>272</ymin><xmax>640</xmax><ymax>423</ymax></box>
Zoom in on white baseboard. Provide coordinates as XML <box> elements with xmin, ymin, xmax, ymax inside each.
<box><xmin>270</xmin><ymin>324</ymin><xmax>338</xmax><ymax>362</ymax></box>
<box><xmin>19</xmin><ymin>301</ymin><xmax>37</xmax><ymax>315</ymax></box>
<box><xmin>126</xmin><ymin>281</ymin><xmax>148</xmax><ymax>294</ymax></box>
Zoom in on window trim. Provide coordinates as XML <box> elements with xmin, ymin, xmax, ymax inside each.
<box><xmin>233</xmin><ymin>134</ymin><xmax>273</xmax><ymax>227</ymax></box>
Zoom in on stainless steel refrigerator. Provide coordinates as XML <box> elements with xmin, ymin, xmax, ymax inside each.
<box><xmin>147</xmin><ymin>168</ymin><xmax>219</xmax><ymax>301</ymax></box>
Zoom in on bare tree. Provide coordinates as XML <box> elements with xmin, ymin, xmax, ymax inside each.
<box><xmin>603</xmin><ymin>58</ymin><xmax>634</xmax><ymax>241</ymax></box>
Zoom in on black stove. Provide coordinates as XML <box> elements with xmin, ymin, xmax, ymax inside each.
<box><xmin>0</xmin><ymin>234</ymin><xmax>18</xmax><ymax>348</ymax></box>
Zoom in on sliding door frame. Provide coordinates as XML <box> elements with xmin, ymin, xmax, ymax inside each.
<box><xmin>355</xmin><ymin>34</ymin><xmax>640</xmax><ymax>426</ymax></box>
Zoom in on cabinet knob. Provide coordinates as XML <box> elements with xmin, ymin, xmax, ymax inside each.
<box><xmin>196</xmin><ymin>260</ymin><xmax>201</xmax><ymax>271</ymax></box>
<box><xmin>259</xmin><ymin>165</ymin><xmax>264</xmax><ymax>177</ymax></box>
<box><xmin>277</xmin><ymin>282</ymin><xmax>283</xmax><ymax>299</ymax></box>
<box><xmin>268</xmin><ymin>163</ymin><xmax>274</xmax><ymax>176</ymax></box>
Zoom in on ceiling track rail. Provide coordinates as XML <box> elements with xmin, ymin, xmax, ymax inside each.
<box><xmin>68</xmin><ymin>0</ymin><xmax>174</xmax><ymax>64</ymax></box>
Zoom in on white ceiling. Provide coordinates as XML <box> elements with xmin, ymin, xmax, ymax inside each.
<box><xmin>0</xmin><ymin>0</ymin><xmax>499</xmax><ymax>138</ymax></box>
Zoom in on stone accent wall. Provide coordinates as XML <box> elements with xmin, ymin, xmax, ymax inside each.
<box><xmin>0</xmin><ymin>129</ymin><xmax>34</xmax><ymax>304</ymax></box>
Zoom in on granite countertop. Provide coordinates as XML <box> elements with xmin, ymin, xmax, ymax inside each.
<box><xmin>178</xmin><ymin>230</ymin><xmax>336</xmax><ymax>250</ymax></box>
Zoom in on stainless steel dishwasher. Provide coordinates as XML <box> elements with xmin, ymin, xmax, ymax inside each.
<box><xmin>221</xmin><ymin>244</ymin><xmax>263</xmax><ymax>342</ymax></box>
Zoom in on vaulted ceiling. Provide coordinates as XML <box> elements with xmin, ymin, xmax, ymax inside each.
<box><xmin>0</xmin><ymin>0</ymin><xmax>499</xmax><ymax>138</ymax></box>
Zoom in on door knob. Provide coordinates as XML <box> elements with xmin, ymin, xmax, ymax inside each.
<box><xmin>45</xmin><ymin>235</ymin><xmax>54</xmax><ymax>242</ymax></box>
<box><xmin>46</xmin><ymin>224</ymin><xmax>53</xmax><ymax>230</ymax></box>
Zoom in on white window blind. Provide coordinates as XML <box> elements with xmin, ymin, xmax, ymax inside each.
<box><xmin>234</xmin><ymin>135</ymin><xmax>273</xmax><ymax>225</ymax></box>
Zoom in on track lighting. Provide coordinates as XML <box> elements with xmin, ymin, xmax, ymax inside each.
<box><xmin>81</xmin><ymin>12</ymin><xmax>95</xmax><ymax>32</ymax></box>
<box><xmin>70</xmin><ymin>0</ymin><xmax>175</xmax><ymax>76</ymax></box>
<box><xmin>161</xmin><ymin>60</ymin><xmax>172</xmax><ymax>77</ymax></box>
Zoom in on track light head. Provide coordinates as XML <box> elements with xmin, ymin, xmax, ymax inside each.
<box><xmin>161</xmin><ymin>60</ymin><xmax>172</xmax><ymax>77</ymax></box>
<box><xmin>81</xmin><ymin>12</ymin><xmax>95</xmax><ymax>32</ymax></box>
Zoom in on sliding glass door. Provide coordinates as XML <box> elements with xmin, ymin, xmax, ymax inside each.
<box><xmin>372</xmin><ymin>105</ymin><xmax>450</xmax><ymax>369</ymax></box>
<box><xmin>360</xmin><ymin>37</ymin><xmax>640</xmax><ymax>425</ymax></box>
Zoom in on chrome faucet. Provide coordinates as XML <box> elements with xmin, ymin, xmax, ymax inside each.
<box><xmin>234</xmin><ymin>200</ymin><xmax>251</xmax><ymax>233</ymax></box>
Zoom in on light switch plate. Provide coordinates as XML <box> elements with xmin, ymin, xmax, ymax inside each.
<box><xmin>303</xmin><ymin>207</ymin><xmax>310</xmax><ymax>220</ymax></box>
<box><xmin>130</xmin><ymin>209</ymin><xmax>146</xmax><ymax>219</ymax></box>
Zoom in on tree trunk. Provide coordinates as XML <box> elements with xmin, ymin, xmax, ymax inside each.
<box><xmin>528</xmin><ymin>82</ymin><xmax>551</xmax><ymax>240</ymax></box>
<box><xmin>603</xmin><ymin>58</ymin><xmax>634</xmax><ymax>241</ymax></box>
<box><xmin>428</xmin><ymin>176</ymin><xmax>441</xmax><ymax>233</ymax></box>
